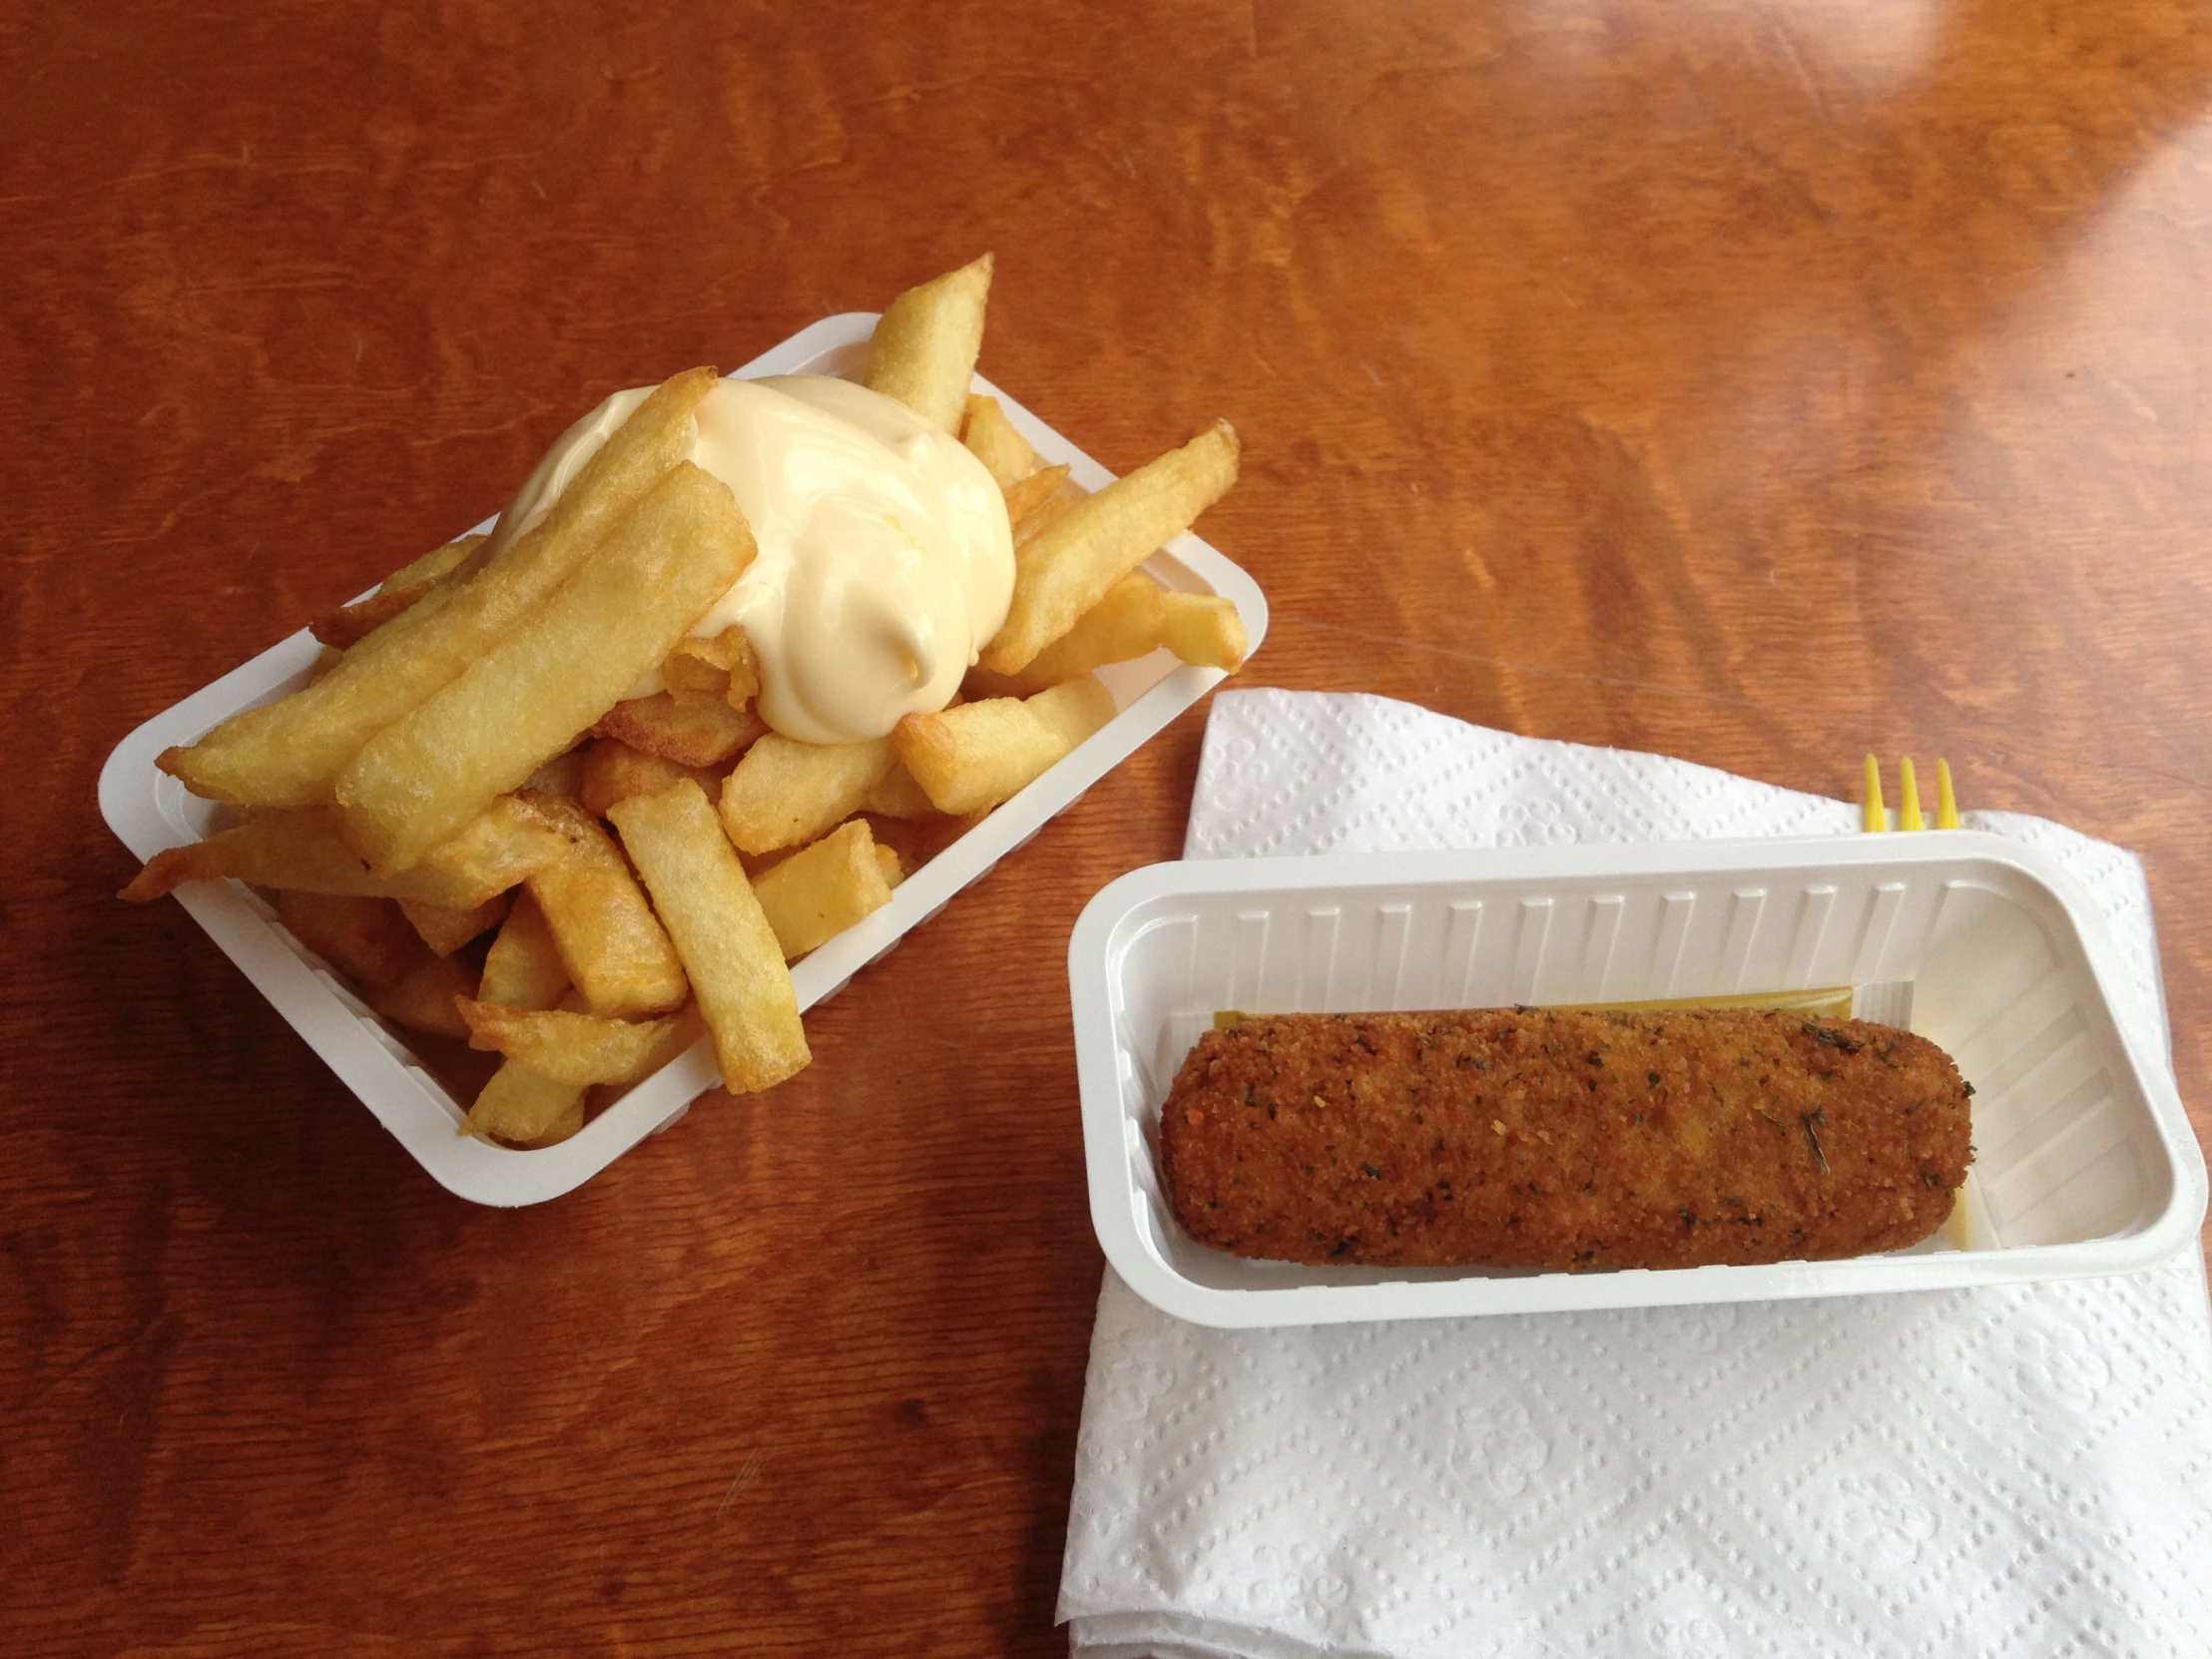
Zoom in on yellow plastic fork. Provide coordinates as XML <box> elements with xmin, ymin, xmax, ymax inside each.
<box><xmin>1863</xmin><ymin>755</ymin><xmax>1959</xmax><ymax>831</ymax></box>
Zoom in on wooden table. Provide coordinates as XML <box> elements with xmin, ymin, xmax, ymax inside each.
<box><xmin>8</xmin><ymin>2</ymin><xmax>2208</xmax><ymax>1652</ymax></box>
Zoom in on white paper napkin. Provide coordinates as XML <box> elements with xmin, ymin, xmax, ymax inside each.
<box><xmin>1060</xmin><ymin>690</ymin><xmax>2212</xmax><ymax>1659</ymax></box>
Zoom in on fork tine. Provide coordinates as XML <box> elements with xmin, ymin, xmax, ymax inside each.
<box><xmin>1898</xmin><ymin>757</ymin><xmax>1924</xmax><ymax>830</ymax></box>
<box><xmin>1935</xmin><ymin>759</ymin><xmax>1959</xmax><ymax>829</ymax></box>
<box><xmin>1863</xmin><ymin>754</ymin><xmax>1887</xmax><ymax>832</ymax></box>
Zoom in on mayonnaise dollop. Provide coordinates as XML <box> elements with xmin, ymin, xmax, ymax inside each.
<box><xmin>487</xmin><ymin>375</ymin><xmax>1015</xmax><ymax>745</ymax></box>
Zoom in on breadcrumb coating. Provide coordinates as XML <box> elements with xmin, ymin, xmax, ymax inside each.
<box><xmin>1159</xmin><ymin>1008</ymin><xmax>1972</xmax><ymax>1271</ymax></box>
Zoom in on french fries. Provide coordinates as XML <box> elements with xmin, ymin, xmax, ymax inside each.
<box><xmin>981</xmin><ymin>420</ymin><xmax>1240</xmax><ymax>675</ymax></box>
<box><xmin>892</xmin><ymin>675</ymin><xmax>1118</xmax><ymax>816</ymax></box>
<box><xmin>662</xmin><ymin>625</ymin><xmax>760</xmax><ymax>707</ymax></box>
<box><xmin>275</xmin><ymin>890</ymin><xmax>428</xmax><ymax>994</ymax></box>
<box><xmin>962</xmin><ymin>394</ymin><xmax>1036</xmax><ymax>487</ymax></box>
<box><xmin>127</xmin><ymin>256</ymin><xmax>1249</xmax><ymax>1154</ymax></box>
<box><xmin>607</xmin><ymin>782</ymin><xmax>809</xmax><ymax>1094</ymax></box>
<box><xmin>1001</xmin><ymin>463</ymin><xmax>1069</xmax><ymax>525</ymax></box>
<box><xmin>309</xmin><ymin>534</ymin><xmax>483</xmax><ymax>650</ymax></box>
<box><xmin>863</xmin><ymin>253</ymin><xmax>992</xmax><ymax>433</ymax></box>
<box><xmin>457</xmin><ymin>998</ymin><xmax>695</xmax><ymax>1088</ymax></box>
<box><xmin>751</xmin><ymin>819</ymin><xmax>896</xmax><ymax>960</ymax></box>
<box><xmin>966</xmin><ymin>573</ymin><xmax>1249</xmax><ymax>699</ymax></box>
<box><xmin>515</xmin><ymin>793</ymin><xmax>689</xmax><ymax>1019</ymax></box>
<box><xmin>592</xmin><ymin>691</ymin><xmax>765</xmax><ymax>769</ymax></box>
<box><xmin>159</xmin><ymin>367</ymin><xmax>720</xmax><ymax>810</ymax></box>
<box><xmin>118</xmin><ymin>797</ymin><xmax>568</xmax><ymax>909</ymax></box>
<box><xmin>399</xmin><ymin>892</ymin><xmax>512</xmax><ymax>958</ymax></box>
<box><xmin>718</xmin><ymin>734</ymin><xmax>895</xmax><ymax>855</ymax></box>
<box><xmin>376</xmin><ymin>954</ymin><xmax>479</xmax><ymax>1038</ymax></box>
<box><xmin>477</xmin><ymin>891</ymin><xmax>570</xmax><ymax>1011</ymax></box>
<box><xmin>578</xmin><ymin>739</ymin><xmax>729</xmax><ymax>820</ymax></box>
<box><xmin>464</xmin><ymin>1060</ymin><xmax>586</xmax><ymax>1146</ymax></box>
<box><xmin>336</xmin><ymin>462</ymin><xmax>756</xmax><ymax>873</ymax></box>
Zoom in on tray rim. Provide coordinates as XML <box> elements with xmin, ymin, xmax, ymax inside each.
<box><xmin>1068</xmin><ymin>830</ymin><xmax>2207</xmax><ymax>1326</ymax></box>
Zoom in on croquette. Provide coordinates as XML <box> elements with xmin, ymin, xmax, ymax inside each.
<box><xmin>1158</xmin><ymin>1007</ymin><xmax>1972</xmax><ymax>1271</ymax></box>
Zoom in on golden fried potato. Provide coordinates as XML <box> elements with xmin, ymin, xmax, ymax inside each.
<box><xmin>751</xmin><ymin>820</ymin><xmax>896</xmax><ymax>960</ymax></box>
<box><xmin>275</xmin><ymin>891</ymin><xmax>429</xmax><ymax>994</ymax></box>
<box><xmin>966</xmin><ymin>573</ymin><xmax>1163</xmax><ymax>699</ymax></box>
<box><xmin>1001</xmin><ymin>463</ymin><xmax>1069</xmax><ymax>525</ymax></box>
<box><xmin>375</xmin><ymin>954</ymin><xmax>480</xmax><ymax>1038</ymax></box>
<box><xmin>515</xmin><ymin>793</ymin><xmax>689</xmax><ymax>1019</ymax></box>
<box><xmin>718</xmin><ymin>734</ymin><xmax>895</xmax><ymax>855</ymax></box>
<box><xmin>463</xmin><ymin>1059</ymin><xmax>585</xmax><ymax>1146</ymax></box>
<box><xmin>662</xmin><ymin>625</ymin><xmax>760</xmax><ymax>709</ymax></box>
<box><xmin>593</xmin><ymin>691</ymin><xmax>766</xmax><ymax>769</ymax></box>
<box><xmin>308</xmin><ymin>534</ymin><xmax>483</xmax><ymax>650</ymax></box>
<box><xmin>159</xmin><ymin>367</ymin><xmax>718</xmax><ymax>810</ymax></box>
<box><xmin>892</xmin><ymin>674</ymin><xmax>1117</xmax><ymax>816</ymax></box>
<box><xmin>336</xmin><ymin>462</ymin><xmax>756</xmax><ymax>872</ymax></box>
<box><xmin>962</xmin><ymin>393</ymin><xmax>1036</xmax><ymax>486</ymax></box>
<box><xmin>856</xmin><ymin>756</ymin><xmax>937</xmax><ymax>821</ymax></box>
<box><xmin>862</xmin><ymin>254</ymin><xmax>992</xmax><ymax>433</ymax></box>
<box><xmin>981</xmin><ymin>421</ymin><xmax>1239</xmax><ymax>675</ymax></box>
<box><xmin>967</xmin><ymin>576</ymin><xmax>1249</xmax><ymax>699</ymax></box>
<box><xmin>399</xmin><ymin>892</ymin><xmax>512</xmax><ymax>958</ymax></box>
<box><xmin>607</xmin><ymin>782</ymin><xmax>810</xmax><ymax>1094</ymax></box>
<box><xmin>456</xmin><ymin>997</ymin><xmax>695</xmax><ymax>1087</ymax></box>
<box><xmin>120</xmin><ymin>796</ymin><xmax>567</xmax><ymax>910</ymax></box>
<box><xmin>522</xmin><ymin>745</ymin><xmax>589</xmax><ymax>802</ymax></box>
<box><xmin>477</xmin><ymin>891</ymin><xmax>570</xmax><ymax>1012</ymax></box>
<box><xmin>1156</xmin><ymin>591</ymin><xmax>1249</xmax><ymax>672</ymax></box>
<box><xmin>578</xmin><ymin>738</ymin><xmax>729</xmax><ymax>821</ymax></box>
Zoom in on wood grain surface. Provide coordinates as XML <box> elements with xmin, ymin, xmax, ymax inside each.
<box><xmin>6</xmin><ymin>1</ymin><xmax>2209</xmax><ymax>1652</ymax></box>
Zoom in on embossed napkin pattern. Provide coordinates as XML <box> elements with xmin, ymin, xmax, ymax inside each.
<box><xmin>1059</xmin><ymin>689</ymin><xmax>2212</xmax><ymax>1659</ymax></box>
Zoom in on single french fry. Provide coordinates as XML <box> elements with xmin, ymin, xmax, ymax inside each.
<box><xmin>962</xmin><ymin>394</ymin><xmax>1036</xmax><ymax>487</ymax></box>
<box><xmin>477</xmin><ymin>891</ymin><xmax>571</xmax><ymax>1012</ymax></box>
<box><xmin>336</xmin><ymin>462</ymin><xmax>756</xmax><ymax>872</ymax></box>
<box><xmin>1001</xmin><ymin>463</ymin><xmax>1069</xmax><ymax>525</ymax></box>
<box><xmin>968</xmin><ymin>579</ymin><xmax>1250</xmax><ymax>699</ymax></box>
<box><xmin>308</xmin><ymin>535</ymin><xmax>484</xmax><ymax>649</ymax></box>
<box><xmin>862</xmin><ymin>254</ymin><xmax>993</xmax><ymax>434</ymax></box>
<box><xmin>1156</xmin><ymin>591</ymin><xmax>1249</xmax><ymax>672</ymax></box>
<box><xmin>751</xmin><ymin>820</ymin><xmax>895</xmax><ymax>960</ymax></box>
<box><xmin>664</xmin><ymin>660</ymin><xmax>727</xmax><ymax>702</ymax></box>
<box><xmin>966</xmin><ymin>573</ymin><xmax>1165</xmax><ymax>699</ymax></box>
<box><xmin>892</xmin><ymin>675</ymin><xmax>1117</xmax><ymax>816</ymax></box>
<box><xmin>159</xmin><ymin>367</ymin><xmax>718</xmax><ymax>810</ymax></box>
<box><xmin>857</xmin><ymin>756</ymin><xmax>936</xmax><ymax>821</ymax></box>
<box><xmin>980</xmin><ymin>421</ymin><xmax>1239</xmax><ymax>675</ymax></box>
<box><xmin>593</xmin><ymin>691</ymin><xmax>766</xmax><ymax>769</ymax></box>
<box><xmin>579</xmin><ymin>739</ymin><xmax>729</xmax><ymax>821</ymax></box>
<box><xmin>516</xmin><ymin>1092</ymin><xmax>586</xmax><ymax>1148</ymax></box>
<box><xmin>399</xmin><ymin>891</ymin><xmax>512</xmax><ymax>958</ymax></box>
<box><xmin>375</xmin><ymin>953</ymin><xmax>480</xmax><ymax>1038</ymax></box>
<box><xmin>663</xmin><ymin>625</ymin><xmax>759</xmax><ymax>707</ymax></box>
<box><xmin>607</xmin><ymin>782</ymin><xmax>810</xmax><ymax>1094</ymax></box>
<box><xmin>417</xmin><ymin>795</ymin><xmax>580</xmax><ymax>901</ymax></box>
<box><xmin>1013</xmin><ymin>489</ymin><xmax>1079</xmax><ymax>554</ymax></box>
<box><xmin>275</xmin><ymin>891</ymin><xmax>430</xmax><ymax>994</ymax></box>
<box><xmin>456</xmin><ymin>998</ymin><xmax>695</xmax><ymax>1087</ymax></box>
<box><xmin>718</xmin><ymin>734</ymin><xmax>895</xmax><ymax>855</ymax></box>
<box><xmin>119</xmin><ymin>796</ymin><xmax>567</xmax><ymax>909</ymax></box>
<box><xmin>464</xmin><ymin>1059</ymin><xmax>586</xmax><ymax>1146</ymax></box>
<box><xmin>523</xmin><ymin>745</ymin><xmax>588</xmax><ymax>802</ymax></box>
<box><xmin>516</xmin><ymin>793</ymin><xmax>690</xmax><ymax>1019</ymax></box>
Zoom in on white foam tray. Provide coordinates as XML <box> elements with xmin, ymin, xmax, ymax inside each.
<box><xmin>101</xmin><ymin>313</ymin><xmax>1268</xmax><ymax>1207</ymax></box>
<box><xmin>1069</xmin><ymin>832</ymin><xmax>2206</xmax><ymax>1325</ymax></box>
